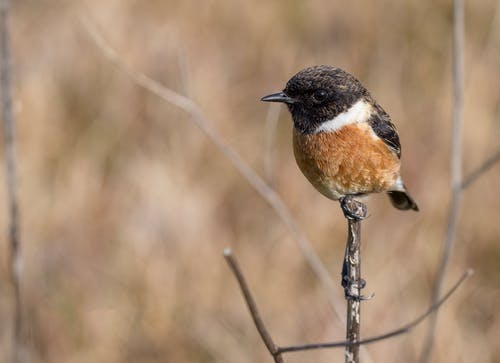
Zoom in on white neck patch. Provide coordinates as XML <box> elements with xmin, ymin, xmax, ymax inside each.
<box><xmin>314</xmin><ymin>99</ymin><xmax>373</xmax><ymax>133</ymax></box>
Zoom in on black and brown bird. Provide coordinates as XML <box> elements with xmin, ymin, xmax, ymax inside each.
<box><xmin>261</xmin><ymin>65</ymin><xmax>418</xmax><ymax>211</ymax></box>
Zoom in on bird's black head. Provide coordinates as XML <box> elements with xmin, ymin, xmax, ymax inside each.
<box><xmin>261</xmin><ymin>65</ymin><xmax>369</xmax><ymax>133</ymax></box>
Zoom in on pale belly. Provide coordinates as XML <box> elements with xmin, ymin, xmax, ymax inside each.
<box><xmin>293</xmin><ymin>124</ymin><xmax>400</xmax><ymax>200</ymax></box>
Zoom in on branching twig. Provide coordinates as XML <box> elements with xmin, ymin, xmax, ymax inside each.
<box><xmin>224</xmin><ymin>248</ymin><xmax>472</xmax><ymax>362</ymax></box>
<box><xmin>0</xmin><ymin>1</ymin><xmax>22</xmax><ymax>362</ymax></box>
<box><xmin>278</xmin><ymin>268</ymin><xmax>473</xmax><ymax>353</ymax></box>
<box><xmin>81</xmin><ymin>17</ymin><xmax>352</xmax><ymax>335</ymax></box>
<box><xmin>420</xmin><ymin>1</ymin><xmax>500</xmax><ymax>360</ymax></box>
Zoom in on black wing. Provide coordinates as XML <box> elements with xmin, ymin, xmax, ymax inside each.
<box><xmin>368</xmin><ymin>103</ymin><xmax>401</xmax><ymax>158</ymax></box>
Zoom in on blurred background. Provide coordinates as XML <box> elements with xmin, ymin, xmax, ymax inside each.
<box><xmin>0</xmin><ymin>0</ymin><xmax>499</xmax><ymax>362</ymax></box>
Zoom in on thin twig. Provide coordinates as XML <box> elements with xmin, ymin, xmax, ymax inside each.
<box><xmin>278</xmin><ymin>269</ymin><xmax>473</xmax><ymax>353</ymax></box>
<box><xmin>345</xmin><ymin>219</ymin><xmax>361</xmax><ymax>363</ymax></box>
<box><xmin>81</xmin><ymin>17</ymin><xmax>352</xmax><ymax>335</ymax></box>
<box><xmin>224</xmin><ymin>249</ymin><xmax>284</xmax><ymax>363</ymax></box>
<box><xmin>461</xmin><ymin>149</ymin><xmax>500</xmax><ymax>189</ymax></box>
<box><xmin>420</xmin><ymin>0</ymin><xmax>464</xmax><ymax>361</ymax></box>
<box><xmin>340</xmin><ymin>198</ymin><xmax>368</xmax><ymax>363</ymax></box>
<box><xmin>224</xmin><ymin>247</ymin><xmax>472</xmax><ymax>359</ymax></box>
<box><xmin>0</xmin><ymin>1</ymin><xmax>21</xmax><ymax>362</ymax></box>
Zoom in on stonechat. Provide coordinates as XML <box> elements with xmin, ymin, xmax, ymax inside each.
<box><xmin>261</xmin><ymin>65</ymin><xmax>418</xmax><ymax>211</ymax></box>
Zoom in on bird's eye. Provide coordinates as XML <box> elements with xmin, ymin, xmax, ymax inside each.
<box><xmin>312</xmin><ymin>89</ymin><xmax>328</xmax><ymax>103</ymax></box>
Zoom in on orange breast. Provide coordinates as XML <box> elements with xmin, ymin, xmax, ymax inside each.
<box><xmin>293</xmin><ymin>123</ymin><xmax>400</xmax><ymax>200</ymax></box>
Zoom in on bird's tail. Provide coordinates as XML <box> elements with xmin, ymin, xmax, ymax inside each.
<box><xmin>387</xmin><ymin>190</ymin><xmax>419</xmax><ymax>211</ymax></box>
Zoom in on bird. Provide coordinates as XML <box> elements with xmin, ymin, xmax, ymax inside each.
<box><xmin>261</xmin><ymin>65</ymin><xmax>418</xmax><ymax>212</ymax></box>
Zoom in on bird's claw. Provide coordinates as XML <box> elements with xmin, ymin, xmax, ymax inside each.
<box><xmin>342</xmin><ymin>276</ymin><xmax>374</xmax><ymax>300</ymax></box>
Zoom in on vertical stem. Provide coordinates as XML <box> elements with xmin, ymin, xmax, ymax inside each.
<box><xmin>451</xmin><ymin>0</ymin><xmax>464</xmax><ymax>190</ymax></box>
<box><xmin>345</xmin><ymin>219</ymin><xmax>361</xmax><ymax>363</ymax></box>
<box><xmin>419</xmin><ymin>0</ymin><xmax>464</xmax><ymax>361</ymax></box>
<box><xmin>0</xmin><ymin>1</ymin><xmax>22</xmax><ymax>362</ymax></box>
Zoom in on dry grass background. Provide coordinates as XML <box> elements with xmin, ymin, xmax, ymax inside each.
<box><xmin>0</xmin><ymin>0</ymin><xmax>499</xmax><ymax>362</ymax></box>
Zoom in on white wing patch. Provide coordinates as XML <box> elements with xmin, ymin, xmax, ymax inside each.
<box><xmin>314</xmin><ymin>99</ymin><xmax>373</xmax><ymax>133</ymax></box>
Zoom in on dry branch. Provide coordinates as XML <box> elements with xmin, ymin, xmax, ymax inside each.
<box><xmin>340</xmin><ymin>198</ymin><xmax>368</xmax><ymax>363</ymax></box>
<box><xmin>224</xmin><ymin>247</ymin><xmax>472</xmax><ymax>362</ymax></box>
<box><xmin>0</xmin><ymin>1</ymin><xmax>22</xmax><ymax>363</ymax></box>
<box><xmin>345</xmin><ymin>219</ymin><xmax>362</xmax><ymax>363</ymax></box>
<box><xmin>278</xmin><ymin>269</ymin><xmax>472</xmax><ymax>352</ymax></box>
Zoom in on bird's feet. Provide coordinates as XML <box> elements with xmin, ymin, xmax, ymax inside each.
<box><xmin>342</xmin><ymin>275</ymin><xmax>374</xmax><ymax>300</ymax></box>
<box><xmin>339</xmin><ymin>196</ymin><xmax>367</xmax><ymax>221</ymax></box>
<box><xmin>341</xmin><ymin>260</ymin><xmax>374</xmax><ymax>300</ymax></box>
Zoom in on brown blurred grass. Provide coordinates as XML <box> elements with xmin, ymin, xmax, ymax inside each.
<box><xmin>0</xmin><ymin>0</ymin><xmax>499</xmax><ymax>362</ymax></box>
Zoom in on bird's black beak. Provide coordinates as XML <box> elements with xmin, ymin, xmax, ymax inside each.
<box><xmin>260</xmin><ymin>92</ymin><xmax>295</xmax><ymax>104</ymax></box>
